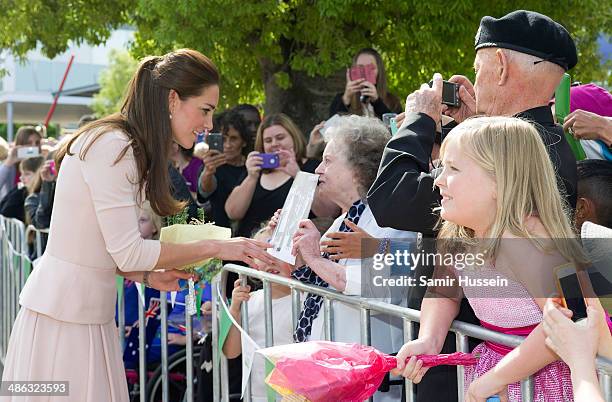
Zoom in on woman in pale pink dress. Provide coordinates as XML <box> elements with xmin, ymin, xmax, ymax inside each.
<box><xmin>395</xmin><ymin>116</ymin><xmax>584</xmax><ymax>401</ymax></box>
<box><xmin>1</xmin><ymin>49</ymin><xmax>273</xmax><ymax>402</ymax></box>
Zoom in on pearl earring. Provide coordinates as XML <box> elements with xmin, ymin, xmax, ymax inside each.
<box><xmin>169</xmin><ymin>113</ymin><xmax>173</xmax><ymax>120</ymax></box>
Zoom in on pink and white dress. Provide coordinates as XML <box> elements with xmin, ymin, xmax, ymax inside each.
<box><xmin>460</xmin><ymin>263</ymin><xmax>574</xmax><ymax>402</ymax></box>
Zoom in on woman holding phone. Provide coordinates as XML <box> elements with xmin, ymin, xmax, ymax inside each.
<box><xmin>1</xmin><ymin>49</ymin><xmax>273</xmax><ymax>402</ymax></box>
<box><xmin>0</xmin><ymin>126</ymin><xmax>43</xmax><ymax>200</ymax></box>
<box><xmin>329</xmin><ymin>48</ymin><xmax>402</xmax><ymax>119</ymax></box>
<box><xmin>198</xmin><ymin>109</ymin><xmax>253</xmax><ymax>230</ymax></box>
<box><xmin>225</xmin><ymin>113</ymin><xmax>319</xmax><ymax>238</ymax></box>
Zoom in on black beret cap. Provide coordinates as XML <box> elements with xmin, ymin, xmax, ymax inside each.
<box><xmin>475</xmin><ymin>10</ymin><xmax>577</xmax><ymax>71</ymax></box>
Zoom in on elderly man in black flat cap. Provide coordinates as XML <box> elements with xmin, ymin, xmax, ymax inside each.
<box><xmin>366</xmin><ymin>10</ymin><xmax>579</xmax><ymax>402</ymax></box>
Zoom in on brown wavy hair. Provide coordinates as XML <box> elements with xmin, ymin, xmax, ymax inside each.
<box><xmin>56</xmin><ymin>49</ymin><xmax>219</xmax><ymax>217</ymax></box>
<box><xmin>15</xmin><ymin>126</ymin><xmax>42</xmax><ymax>146</ymax></box>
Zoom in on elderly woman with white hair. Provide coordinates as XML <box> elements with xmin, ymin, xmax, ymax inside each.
<box><xmin>291</xmin><ymin>115</ymin><xmax>419</xmax><ymax>401</ymax></box>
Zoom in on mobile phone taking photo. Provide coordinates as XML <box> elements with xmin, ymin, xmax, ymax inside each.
<box><xmin>205</xmin><ymin>133</ymin><xmax>224</xmax><ymax>153</ymax></box>
<box><xmin>554</xmin><ymin>264</ymin><xmax>589</xmax><ymax>322</ymax></box>
<box><xmin>349</xmin><ymin>64</ymin><xmax>377</xmax><ymax>85</ymax></box>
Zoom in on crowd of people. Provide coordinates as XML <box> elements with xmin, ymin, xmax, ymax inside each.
<box><xmin>1</xmin><ymin>8</ymin><xmax>611</xmax><ymax>402</ymax></box>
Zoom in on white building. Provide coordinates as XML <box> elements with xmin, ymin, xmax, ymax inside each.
<box><xmin>0</xmin><ymin>28</ymin><xmax>133</xmax><ymax>141</ymax></box>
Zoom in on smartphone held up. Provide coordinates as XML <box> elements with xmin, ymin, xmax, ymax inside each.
<box><xmin>350</xmin><ymin>64</ymin><xmax>377</xmax><ymax>104</ymax></box>
<box><xmin>205</xmin><ymin>132</ymin><xmax>224</xmax><ymax>153</ymax></box>
<box><xmin>553</xmin><ymin>263</ymin><xmax>612</xmax><ymax>323</ymax></box>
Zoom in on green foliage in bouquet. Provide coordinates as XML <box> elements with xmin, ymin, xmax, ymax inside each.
<box><xmin>165</xmin><ymin>207</ymin><xmax>223</xmax><ymax>284</ymax></box>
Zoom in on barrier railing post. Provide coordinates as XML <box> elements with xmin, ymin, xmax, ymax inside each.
<box><xmin>403</xmin><ymin>318</ymin><xmax>415</xmax><ymax>402</ymax></box>
<box><xmin>599</xmin><ymin>371</ymin><xmax>611</xmax><ymax>401</ymax></box>
<box><xmin>240</xmin><ymin>275</ymin><xmax>252</xmax><ymax>402</ymax></box>
<box><xmin>159</xmin><ymin>291</ymin><xmax>169</xmax><ymax>402</ymax></box>
<box><xmin>455</xmin><ymin>332</ymin><xmax>469</xmax><ymax>402</ymax></box>
<box><xmin>520</xmin><ymin>376</ymin><xmax>534</xmax><ymax>402</ymax></box>
<box><xmin>211</xmin><ymin>278</ymin><xmax>221</xmax><ymax>402</ymax></box>
<box><xmin>117</xmin><ymin>278</ymin><xmax>125</xmax><ymax>352</ymax></box>
<box><xmin>1</xmin><ymin>217</ymin><xmax>7</xmax><ymax>359</ymax></box>
<box><xmin>185</xmin><ymin>298</ymin><xmax>194</xmax><ymax>402</ymax></box>
<box><xmin>291</xmin><ymin>287</ymin><xmax>300</xmax><ymax>333</ymax></box>
<box><xmin>263</xmin><ymin>279</ymin><xmax>274</xmax><ymax>348</ymax></box>
<box><xmin>138</xmin><ymin>285</ymin><xmax>146</xmax><ymax>402</ymax></box>
<box><xmin>323</xmin><ymin>298</ymin><xmax>333</xmax><ymax>341</ymax></box>
<box><xmin>360</xmin><ymin>308</ymin><xmax>372</xmax><ymax>402</ymax></box>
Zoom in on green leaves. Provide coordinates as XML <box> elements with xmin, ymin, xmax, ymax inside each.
<box><xmin>1</xmin><ymin>0</ymin><xmax>610</xmax><ymax>116</ymax></box>
<box><xmin>91</xmin><ymin>49</ymin><xmax>138</xmax><ymax>116</ymax></box>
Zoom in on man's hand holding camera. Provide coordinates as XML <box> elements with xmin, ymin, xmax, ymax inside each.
<box><xmin>442</xmin><ymin>75</ymin><xmax>477</xmax><ymax>123</ymax></box>
<box><xmin>406</xmin><ymin>73</ymin><xmax>444</xmax><ymax>125</ymax></box>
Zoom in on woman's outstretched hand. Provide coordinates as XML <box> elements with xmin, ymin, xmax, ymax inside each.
<box><xmin>210</xmin><ymin>238</ymin><xmax>274</xmax><ymax>269</ymax></box>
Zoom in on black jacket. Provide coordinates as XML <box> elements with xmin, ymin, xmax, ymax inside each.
<box><xmin>0</xmin><ymin>187</ymin><xmax>27</xmax><ymax>222</ymax></box>
<box><xmin>368</xmin><ymin>108</ymin><xmax>577</xmax><ymax>235</ymax></box>
<box><xmin>24</xmin><ymin>180</ymin><xmax>55</xmax><ymax>229</ymax></box>
<box><xmin>329</xmin><ymin>93</ymin><xmax>402</xmax><ymax>120</ymax></box>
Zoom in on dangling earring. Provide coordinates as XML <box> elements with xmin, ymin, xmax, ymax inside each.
<box><xmin>169</xmin><ymin>113</ymin><xmax>173</xmax><ymax>120</ymax></box>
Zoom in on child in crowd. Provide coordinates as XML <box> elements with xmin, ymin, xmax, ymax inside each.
<box><xmin>0</xmin><ymin>156</ymin><xmax>44</xmax><ymax>222</ymax></box>
<box><xmin>138</xmin><ymin>201</ymin><xmax>162</xmax><ymax>240</ymax></box>
<box><xmin>122</xmin><ymin>201</ymin><xmax>162</xmax><ymax>340</ymax></box>
<box><xmin>222</xmin><ymin>225</ymin><xmax>295</xmax><ymax>402</ymax></box>
<box><xmin>395</xmin><ymin>116</ymin><xmax>584</xmax><ymax>401</ymax></box>
<box><xmin>575</xmin><ymin>159</ymin><xmax>612</xmax><ymax>231</ymax></box>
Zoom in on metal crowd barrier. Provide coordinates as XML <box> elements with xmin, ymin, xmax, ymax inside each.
<box><xmin>3</xmin><ymin>215</ymin><xmax>611</xmax><ymax>402</ymax></box>
<box><xmin>1</xmin><ymin>216</ymin><xmax>202</xmax><ymax>402</ymax></box>
<box><xmin>0</xmin><ymin>216</ymin><xmax>31</xmax><ymax>365</ymax></box>
<box><xmin>115</xmin><ymin>285</ymin><xmax>200</xmax><ymax>402</ymax></box>
<box><xmin>212</xmin><ymin>263</ymin><xmax>612</xmax><ymax>402</ymax></box>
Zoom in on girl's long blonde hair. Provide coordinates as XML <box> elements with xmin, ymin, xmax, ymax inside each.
<box><xmin>437</xmin><ymin>116</ymin><xmax>582</xmax><ymax>263</ymax></box>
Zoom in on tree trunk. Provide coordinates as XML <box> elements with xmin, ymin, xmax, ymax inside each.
<box><xmin>261</xmin><ymin>58</ymin><xmax>345</xmax><ymax>136</ymax></box>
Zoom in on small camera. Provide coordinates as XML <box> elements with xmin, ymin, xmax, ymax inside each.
<box><xmin>429</xmin><ymin>80</ymin><xmax>461</xmax><ymax>108</ymax></box>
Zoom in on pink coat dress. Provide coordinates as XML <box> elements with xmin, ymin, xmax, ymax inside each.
<box><xmin>1</xmin><ymin>129</ymin><xmax>161</xmax><ymax>402</ymax></box>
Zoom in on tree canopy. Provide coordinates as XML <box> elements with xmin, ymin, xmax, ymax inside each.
<box><xmin>2</xmin><ymin>0</ymin><xmax>610</xmax><ymax>128</ymax></box>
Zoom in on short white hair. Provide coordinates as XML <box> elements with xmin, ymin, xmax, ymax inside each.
<box><xmin>324</xmin><ymin>115</ymin><xmax>390</xmax><ymax>198</ymax></box>
<box><xmin>503</xmin><ymin>48</ymin><xmax>565</xmax><ymax>78</ymax></box>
